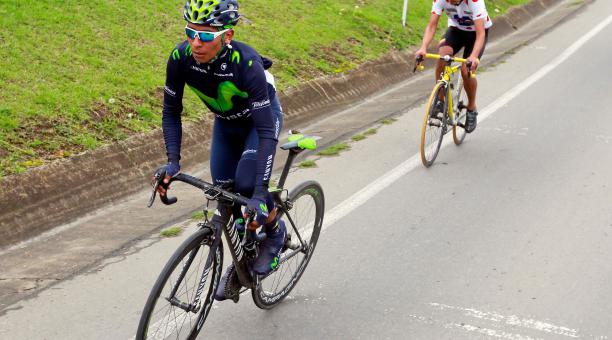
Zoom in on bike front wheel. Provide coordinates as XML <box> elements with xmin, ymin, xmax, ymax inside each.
<box><xmin>252</xmin><ymin>181</ymin><xmax>325</xmax><ymax>309</ymax></box>
<box><xmin>136</xmin><ymin>227</ymin><xmax>222</xmax><ymax>340</ymax></box>
<box><xmin>453</xmin><ymin>75</ymin><xmax>468</xmax><ymax>145</ymax></box>
<box><xmin>421</xmin><ymin>82</ymin><xmax>447</xmax><ymax>167</ymax></box>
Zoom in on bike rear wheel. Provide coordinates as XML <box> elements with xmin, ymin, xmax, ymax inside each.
<box><xmin>252</xmin><ymin>181</ymin><xmax>325</xmax><ymax>309</ymax></box>
<box><xmin>136</xmin><ymin>227</ymin><xmax>222</xmax><ymax>340</ymax></box>
<box><xmin>453</xmin><ymin>75</ymin><xmax>468</xmax><ymax>145</ymax></box>
<box><xmin>421</xmin><ymin>82</ymin><xmax>447</xmax><ymax>167</ymax></box>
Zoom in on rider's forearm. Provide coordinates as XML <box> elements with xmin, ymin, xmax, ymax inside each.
<box><xmin>469</xmin><ymin>25</ymin><xmax>486</xmax><ymax>59</ymax></box>
<box><xmin>254</xmin><ymin>135</ymin><xmax>277</xmax><ymax>196</ymax></box>
<box><xmin>251</xmin><ymin>105</ymin><xmax>279</xmax><ymax>197</ymax></box>
<box><xmin>161</xmin><ymin>109</ymin><xmax>182</xmax><ymax>163</ymax></box>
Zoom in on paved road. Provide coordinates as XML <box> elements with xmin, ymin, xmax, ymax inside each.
<box><xmin>2</xmin><ymin>1</ymin><xmax>612</xmax><ymax>339</ymax></box>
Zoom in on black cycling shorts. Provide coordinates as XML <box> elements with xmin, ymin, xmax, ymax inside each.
<box><xmin>440</xmin><ymin>27</ymin><xmax>489</xmax><ymax>59</ymax></box>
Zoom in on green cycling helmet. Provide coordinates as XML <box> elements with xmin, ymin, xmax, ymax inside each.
<box><xmin>184</xmin><ymin>0</ymin><xmax>240</xmax><ymax>27</ymax></box>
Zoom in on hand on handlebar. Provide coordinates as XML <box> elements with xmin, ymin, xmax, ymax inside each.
<box><xmin>246</xmin><ymin>197</ymin><xmax>269</xmax><ymax>227</ymax></box>
<box><xmin>414</xmin><ymin>49</ymin><xmax>426</xmax><ymax>72</ymax></box>
<box><xmin>466</xmin><ymin>57</ymin><xmax>480</xmax><ymax>72</ymax></box>
<box><xmin>415</xmin><ymin>48</ymin><xmax>427</xmax><ymax>60</ymax></box>
<box><xmin>152</xmin><ymin>162</ymin><xmax>180</xmax><ymax>196</ymax></box>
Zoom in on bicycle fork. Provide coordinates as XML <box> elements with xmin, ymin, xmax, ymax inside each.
<box><xmin>164</xmin><ymin>221</ymin><xmax>221</xmax><ymax>314</ymax></box>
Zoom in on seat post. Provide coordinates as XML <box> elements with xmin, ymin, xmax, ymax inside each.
<box><xmin>277</xmin><ymin>149</ymin><xmax>299</xmax><ymax>189</ymax></box>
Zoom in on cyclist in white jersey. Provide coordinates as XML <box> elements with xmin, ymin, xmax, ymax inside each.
<box><xmin>416</xmin><ymin>0</ymin><xmax>493</xmax><ymax>133</ymax></box>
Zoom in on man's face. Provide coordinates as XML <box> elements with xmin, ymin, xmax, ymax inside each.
<box><xmin>186</xmin><ymin>23</ymin><xmax>232</xmax><ymax>63</ymax></box>
<box><xmin>450</xmin><ymin>0</ymin><xmax>462</xmax><ymax>5</ymax></box>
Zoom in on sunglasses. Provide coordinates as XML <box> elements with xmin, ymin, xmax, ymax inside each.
<box><xmin>185</xmin><ymin>26</ymin><xmax>230</xmax><ymax>42</ymax></box>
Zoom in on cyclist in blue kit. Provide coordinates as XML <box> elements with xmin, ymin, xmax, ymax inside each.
<box><xmin>153</xmin><ymin>0</ymin><xmax>286</xmax><ymax>301</ymax></box>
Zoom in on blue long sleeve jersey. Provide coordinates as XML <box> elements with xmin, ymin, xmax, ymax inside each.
<box><xmin>162</xmin><ymin>40</ymin><xmax>279</xmax><ymax>193</ymax></box>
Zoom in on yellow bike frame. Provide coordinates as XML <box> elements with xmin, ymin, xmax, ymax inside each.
<box><xmin>417</xmin><ymin>53</ymin><xmax>472</xmax><ymax>121</ymax></box>
<box><xmin>416</xmin><ymin>53</ymin><xmax>477</xmax><ymax>166</ymax></box>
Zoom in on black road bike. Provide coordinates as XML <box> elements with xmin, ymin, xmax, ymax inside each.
<box><xmin>136</xmin><ymin>134</ymin><xmax>324</xmax><ymax>340</ymax></box>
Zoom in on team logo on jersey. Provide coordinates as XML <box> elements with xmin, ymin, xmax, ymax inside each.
<box><xmin>188</xmin><ymin>81</ymin><xmax>248</xmax><ymax>112</ymax></box>
<box><xmin>221</xmin><ymin>63</ymin><xmax>227</xmax><ymax>71</ymax></box>
<box><xmin>214</xmin><ymin>72</ymin><xmax>234</xmax><ymax>77</ymax></box>
<box><xmin>454</xmin><ymin>15</ymin><xmax>474</xmax><ymax>26</ymax></box>
<box><xmin>191</xmin><ymin>65</ymin><xmax>208</xmax><ymax>73</ymax></box>
<box><xmin>252</xmin><ymin>99</ymin><xmax>271</xmax><ymax>109</ymax></box>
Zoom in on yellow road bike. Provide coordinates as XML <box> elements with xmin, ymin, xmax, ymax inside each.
<box><xmin>415</xmin><ymin>53</ymin><xmax>474</xmax><ymax>167</ymax></box>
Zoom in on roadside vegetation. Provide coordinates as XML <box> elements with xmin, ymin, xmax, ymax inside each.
<box><xmin>380</xmin><ymin>117</ymin><xmax>398</xmax><ymax>125</ymax></box>
<box><xmin>0</xmin><ymin>0</ymin><xmax>529</xmax><ymax>178</ymax></box>
<box><xmin>352</xmin><ymin>134</ymin><xmax>367</xmax><ymax>142</ymax></box>
<box><xmin>160</xmin><ymin>226</ymin><xmax>183</xmax><ymax>237</ymax></box>
<box><xmin>190</xmin><ymin>210</ymin><xmax>214</xmax><ymax>220</ymax></box>
<box><xmin>298</xmin><ymin>160</ymin><xmax>317</xmax><ymax>168</ymax></box>
<box><xmin>317</xmin><ymin>143</ymin><xmax>351</xmax><ymax>157</ymax></box>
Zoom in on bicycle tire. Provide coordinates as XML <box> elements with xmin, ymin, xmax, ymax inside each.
<box><xmin>420</xmin><ymin>82</ymin><xmax>447</xmax><ymax>167</ymax></box>
<box><xmin>453</xmin><ymin>75</ymin><xmax>468</xmax><ymax>145</ymax></box>
<box><xmin>252</xmin><ymin>180</ymin><xmax>325</xmax><ymax>309</ymax></box>
<box><xmin>136</xmin><ymin>227</ymin><xmax>222</xmax><ymax>340</ymax></box>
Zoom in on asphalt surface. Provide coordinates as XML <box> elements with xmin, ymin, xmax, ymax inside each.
<box><xmin>2</xmin><ymin>1</ymin><xmax>612</xmax><ymax>339</ymax></box>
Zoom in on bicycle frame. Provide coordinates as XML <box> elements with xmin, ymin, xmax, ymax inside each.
<box><xmin>415</xmin><ymin>53</ymin><xmax>474</xmax><ymax>126</ymax></box>
<box><xmin>162</xmin><ymin>147</ymin><xmax>312</xmax><ymax>312</ymax></box>
<box><xmin>427</xmin><ymin>53</ymin><xmax>467</xmax><ymax>124</ymax></box>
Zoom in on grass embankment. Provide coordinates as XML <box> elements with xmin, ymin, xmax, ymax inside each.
<box><xmin>0</xmin><ymin>0</ymin><xmax>529</xmax><ymax>178</ymax></box>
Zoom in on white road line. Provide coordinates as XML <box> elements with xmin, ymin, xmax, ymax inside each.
<box><xmin>322</xmin><ymin>13</ymin><xmax>612</xmax><ymax>232</ymax></box>
<box><xmin>447</xmin><ymin>322</ymin><xmax>541</xmax><ymax>340</ymax></box>
<box><xmin>407</xmin><ymin>314</ymin><xmax>542</xmax><ymax>340</ymax></box>
<box><xmin>431</xmin><ymin>302</ymin><xmax>579</xmax><ymax>338</ymax></box>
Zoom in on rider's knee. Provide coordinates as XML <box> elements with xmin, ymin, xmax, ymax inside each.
<box><xmin>438</xmin><ymin>44</ymin><xmax>453</xmax><ymax>56</ymax></box>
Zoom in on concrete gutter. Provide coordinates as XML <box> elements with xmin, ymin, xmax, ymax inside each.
<box><xmin>0</xmin><ymin>0</ymin><xmax>566</xmax><ymax>248</ymax></box>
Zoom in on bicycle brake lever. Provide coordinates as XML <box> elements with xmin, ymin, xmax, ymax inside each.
<box><xmin>466</xmin><ymin>61</ymin><xmax>476</xmax><ymax>78</ymax></box>
<box><xmin>147</xmin><ymin>175</ymin><xmax>164</xmax><ymax>208</ymax></box>
<box><xmin>148</xmin><ymin>174</ymin><xmax>178</xmax><ymax>207</ymax></box>
<box><xmin>413</xmin><ymin>56</ymin><xmax>424</xmax><ymax>73</ymax></box>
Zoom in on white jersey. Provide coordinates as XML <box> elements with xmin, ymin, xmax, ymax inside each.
<box><xmin>432</xmin><ymin>0</ymin><xmax>493</xmax><ymax>31</ymax></box>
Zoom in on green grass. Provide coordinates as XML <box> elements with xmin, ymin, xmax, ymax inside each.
<box><xmin>191</xmin><ymin>211</ymin><xmax>205</xmax><ymax>220</ymax></box>
<box><xmin>0</xmin><ymin>0</ymin><xmax>529</xmax><ymax>179</ymax></box>
<box><xmin>352</xmin><ymin>134</ymin><xmax>367</xmax><ymax>142</ymax></box>
<box><xmin>380</xmin><ymin>117</ymin><xmax>398</xmax><ymax>125</ymax></box>
<box><xmin>192</xmin><ymin>210</ymin><xmax>215</xmax><ymax>220</ymax></box>
<box><xmin>316</xmin><ymin>143</ymin><xmax>351</xmax><ymax>156</ymax></box>
<box><xmin>298</xmin><ymin>160</ymin><xmax>317</xmax><ymax>168</ymax></box>
<box><xmin>160</xmin><ymin>226</ymin><xmax>183</xmax><ymax>237</ymax></box>
<box><xmin>364</xmin><ymin>128</ymin><xmax>377</xmax><ymax>136</ymax></box>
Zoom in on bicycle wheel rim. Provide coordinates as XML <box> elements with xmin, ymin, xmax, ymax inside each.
<box><xmin>137</xmin><ymin>229</ymin><xmax>222</xmax><ymax>340</ymax></box>
<box><xmin>252</xmin><ymin>181</ymin><xmax>324</xmax><ymax>309</ymax></box>
<box><xmin>453</xmin><ymin>76</ymin><xmax>468</xmax><ymax>145</ymax></box>
<box><xmin>421</xmin><ymin>82</ymin><xmax>447</xmax><ymax>167</ymax></box>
